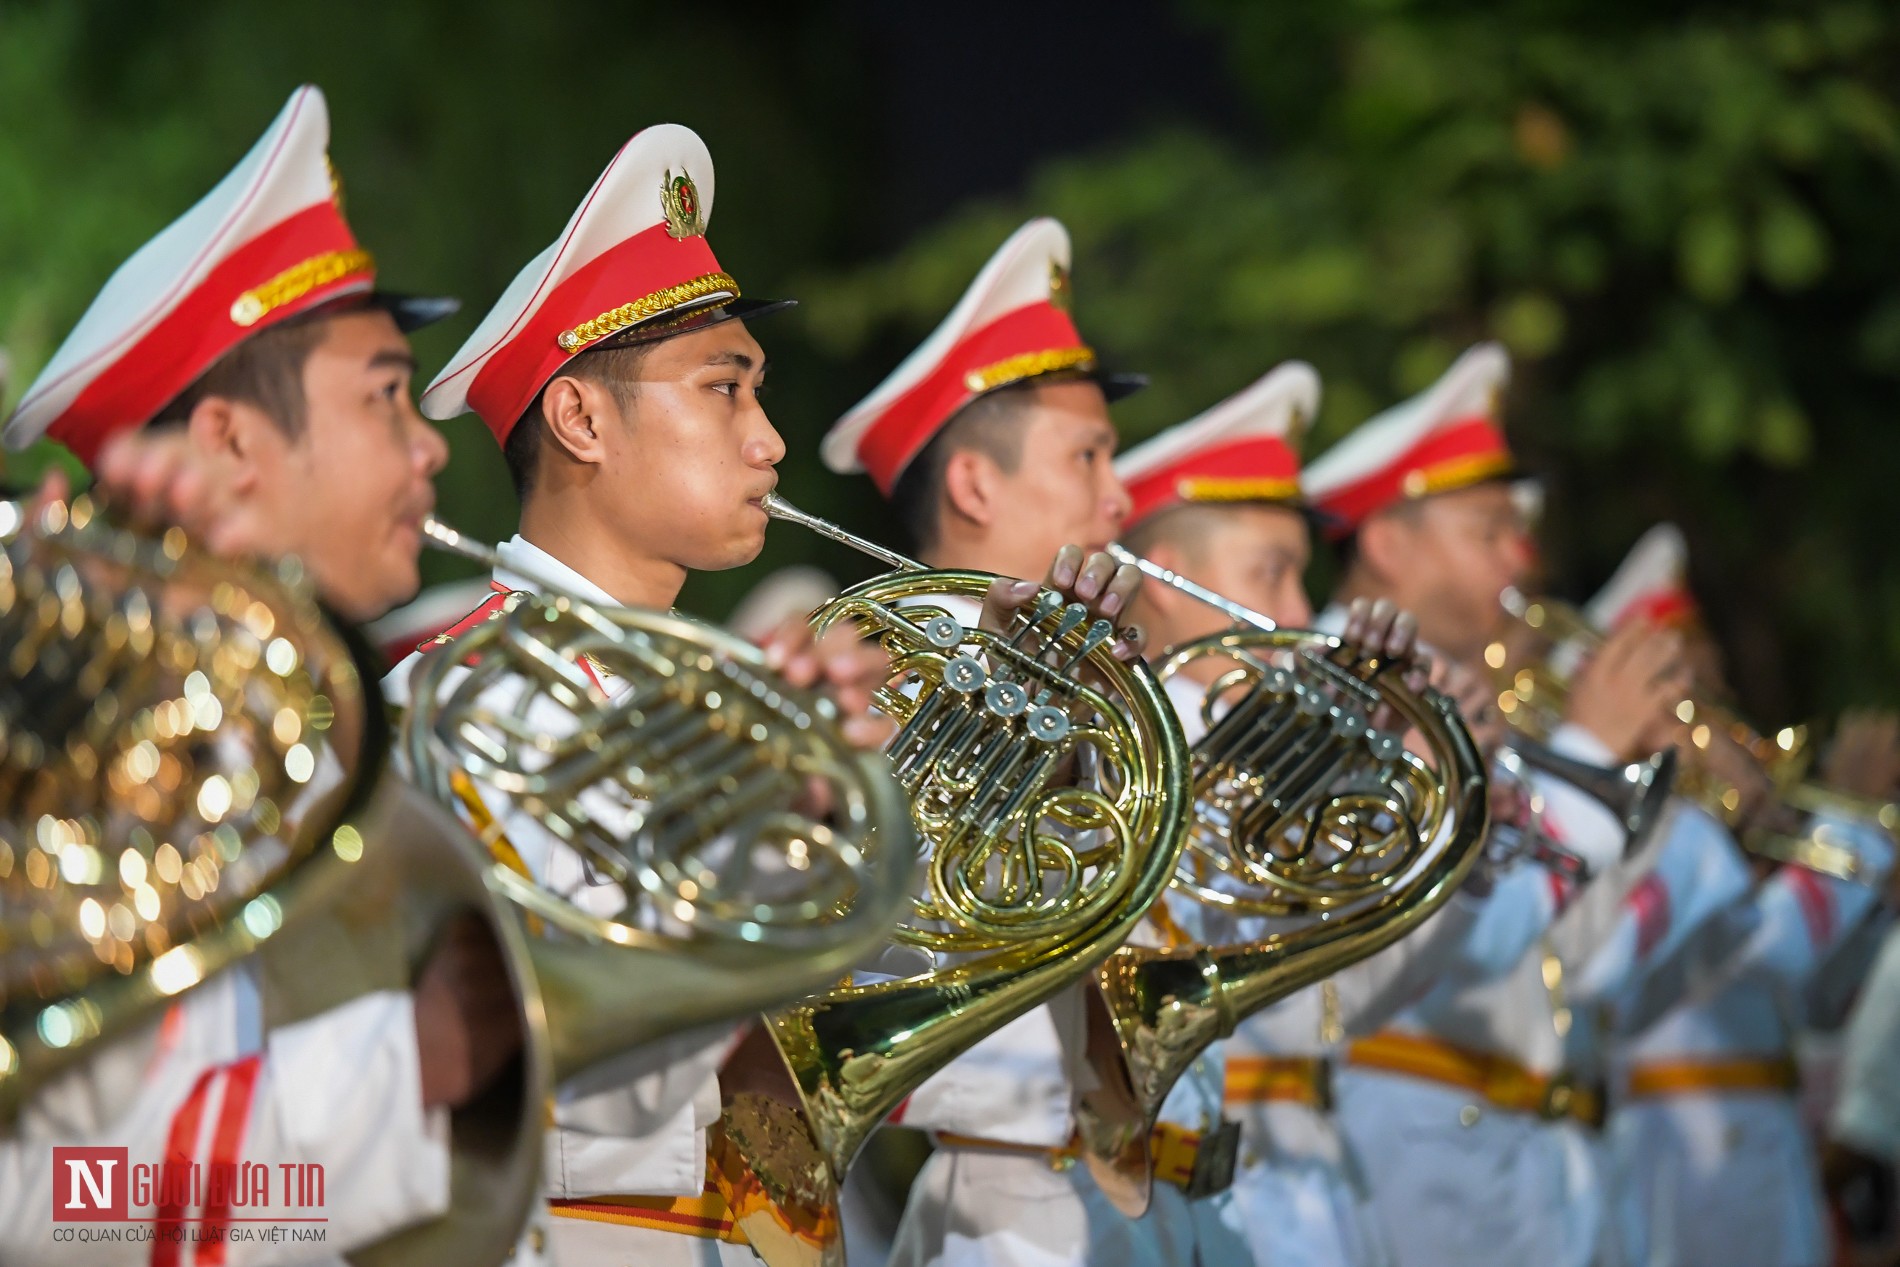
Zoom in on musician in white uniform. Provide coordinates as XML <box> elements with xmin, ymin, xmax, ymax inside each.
<box><xmin>1109</xmin><ymin>359</ymin><xmax>1517</xmax><ymax>1267</ymax></box>
<box><xmin>0</xmin><ymin>86</ymin><xmax>520</xmax><ymax>1265</ymax></box>
<box><xmin>393</xmin><ymin>136</ymin><xmax>1137</xmax><ymax>1266</ymax></box>
<box><xmin>1588</xmin><ymin>531</ymin><xmax>1900</xmax><ymax>1267</ymax></box>
<box><xmin>1300</xmin><ymin>344</ymin><xmax>1691</xmax><ymax>1267</ymax></box>
<box><xmin>819</xmin><ymin>216</ymin><xmax>1183</xmax><ymax>1267</ymax></box>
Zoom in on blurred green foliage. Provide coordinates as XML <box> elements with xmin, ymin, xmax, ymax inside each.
<box><xmin>799</xmin><ymin>0</ymin><xmax>1900</xmax><ymax>723</ymax></box>
<box><xmin>4</xmin><ymin>0</ymin><xmax>1898</xmax><ymax>722</ymax></box>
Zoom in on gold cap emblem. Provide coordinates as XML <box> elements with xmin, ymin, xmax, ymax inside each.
<box><xmin>660</xmin><ymin>169</ymin><xmax>705</xmax><ymax>240</ymax></box>
<box><xmin>1048</xmin><ymin>261</ymin><xmax>1072</xmax><ymax>312</ymax></box>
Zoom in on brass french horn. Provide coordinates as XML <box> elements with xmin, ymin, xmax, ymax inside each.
<box><xmin>709</xmin><ymin>493</ymin><xmax>1192</xmax><ymax>1266</ymax></box>
<box><xmin>398</xmin><ymin>518</ymin><xmax>920</xmax><ymax>1078</ymax></box>
<box><xmin>0</xmin><ymin>495</ymin><xmax>549</xmax><ymax>1266</ymax></box>
<box><xmin>1078</xmin><ymin>545</ymin><xmax>1491</xmax><ymax>1216</ymax></box>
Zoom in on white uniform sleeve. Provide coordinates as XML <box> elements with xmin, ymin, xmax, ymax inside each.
<box><xmin>1573</xmin><ymin>802</ymin><xmax>1752</xmax><ymax>1010</ymax></box>
<box><xmin>1331</xmin><ymin>892</ymin><xmax>1485</xmax><ymax>1036</ymax></box>
<box><xmin>892</xmin><ymin>991</ymin><xmax>1088</xmax><ymax>1147</ymax></box>
<box><xmin>0</xmin><ymin>977</ymin><xmax>448</xmax><ymax>1266</ymax></box>
<box><xmin>229</xmin><ymin>991</ymin><xmax>451</xmax><ymax>1260</ymax></box>
<box><xmin>1445</xmin><ymin>861</ymin><xmax>1564</xmax><ymax>982</ymax></box>
<box><xmin>1832</xmin><ymin>928</ymin><xmax>1900</xmax><ymax>1162</ymax></box>
<box><xmin>1722</xmin><ymin>815</ymin><xmax>1893</xmax><ymax>1003</ymax></box>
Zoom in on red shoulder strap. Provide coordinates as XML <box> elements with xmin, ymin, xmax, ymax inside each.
<box><xmin>416</xmin><ymin>580</ymin><xmax>606</xmax><ymax>690</ymax></box>
<box><xmin>416</xmin><ymin>580</ymin><xmax>515</xmax><ymax>655</ymax></box>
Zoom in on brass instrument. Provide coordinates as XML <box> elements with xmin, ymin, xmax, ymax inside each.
<box><xmin>0</xmin><ymin>496</ymin><xmax>550</xmax><ymax>1266</ymax></box>
<box><xmin>1078</xmin><ymin>545</ymin><xmax>1488</xmax><ymax>1214</ymax></box>
<box><xmin>716</xmin><ymin>493</ymin><xmax>1191</xmax><ymax>1265</ymax></box>
<box><xmin>1491</xmin><ymin>735</ymin><xmax>1678</xmax><ymax>879</ymax></box>
<box><xmin>399</xmin><ymin>518</ymin><xmax>919</xmax><ymax>1079</ymax></box>
<box><xmin>1492</xmin><ymin>588</ymin><xmax>1884</xmax><ymax>879</ymax></box>
<box><xmin>1493</xmin><ymin>587</ymin><xmax>1801</xmax><ymax>822</ymax></box>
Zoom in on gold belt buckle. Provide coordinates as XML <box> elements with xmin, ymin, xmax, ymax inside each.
<box><xmin>1183</xmin><ymin>1118</ymin><xmax>1240</xmax><ymax>1199</ymax></box>
<box><xmin>1538</xmin><ymin>1073</ymin><xmax>1576</xmax><ymax>1121</ymax></box>
<box><xmin>1312</xmin><ymin>1058</ymin><xmax>1335</xmax><ymax>1113</ymax></box>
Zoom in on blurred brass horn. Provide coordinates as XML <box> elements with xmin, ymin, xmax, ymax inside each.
<box><xmin>1079</xmin><ymin>545</ymin><xmax>1490</xmax><ymax>1216</ymax></box>
<box><xmin>399</xmin><ymin>516</ymin><xmax>920</xmax><ymax>1082</ymax></box>
<box><xmin>0</xmin><ymin>496</ymin><xmax>550</xmax><ymax>1267</ymax></box>
<box><xmin>709</xmin><ymin>493</ymin><xmax>1192</xmax><ymax>1266</ymax></box>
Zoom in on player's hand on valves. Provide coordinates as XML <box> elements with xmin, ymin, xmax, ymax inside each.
<box><xmin>1340</xmin><ymin>597</ymin><xmax>1422</xmax><ymax>671</ymax></box>
<box><xmin>87</xmin><ymin>429</ymin><xmax>251</xmax><ymax>554</ymax></box>
<box><xmin>979</xmin><ymin>544</ymin><xmax>1146</xmax><ymax>664</ymax></box>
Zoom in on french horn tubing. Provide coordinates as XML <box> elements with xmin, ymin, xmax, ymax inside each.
<box><xmin>0</xmin><ymin>495</ymin><xmax>551</xmax><ymax>1267</ymax></box>
<box><xmin>398</xmin><ymin>518</ymin><xmax>920</xmax><ymax>1082</ymax></box>
<box><xmin>1081</xmin><ymin>543</ymin><xmax>1490</xmax><ymax>1216</ymax></box>
<box><xmin>710</xmin><ymin>493</ymin><xmax>1191</xmax><ymax>1266</ymax></box>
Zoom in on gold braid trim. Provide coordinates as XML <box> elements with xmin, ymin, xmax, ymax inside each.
<box><xmin>1399</xmin><ymin>451</ymin><xmax>1514</xmax><ymax>499</ymax></box>
<box><xmin>557</xmin><ymin>272</ymin><xmax>740</xmax><ymax>352</ymax></box>
<box><xmin>229</xmin><ymin>249</ymin><xmax>375</xmax><ymax>327</ymax></box>
<box><xmin>1177</xmin><ymin>476</ymin><xmax>1303</xmax><ymax>504</ymax></box>
<box><xmin>962</xmin><ymin>345</ymin><xmax>1096</xmax><ymax>394</ymax></box>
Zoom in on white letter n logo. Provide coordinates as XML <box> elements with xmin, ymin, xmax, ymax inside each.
<box><xmin>64</xmin><ymin>1157</ymin><xmax>114</xmax><ymax>1209</ymax></box>
<box><xmin>50</xmin><ymin>1147</ymin><xmax>128</xmax><ymax>1220</ymax></box>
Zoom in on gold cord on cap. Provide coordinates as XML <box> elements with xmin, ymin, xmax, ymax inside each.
<box><xmin>556</xmin><ymin>271</ymin><xmax>740</xmax><ymax>353</ymax></box>
<box><xmin>962</xmin><ymin>345</ymin><xmax>1097</xmax><ymax>395</ymax></box>
<box><xmin>230</xmin><ymin>249</ymin><xmax>375</xmax><ymax>327</ymax></box>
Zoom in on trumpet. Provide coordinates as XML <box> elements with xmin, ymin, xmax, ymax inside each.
<box><xmin>711</xmin><ymin>493</ymin><xmax>1192</xmax><ymax>1264</ymax></box>
<box><xmin>1084</xmin><ymin>544</ymin><xmax>1489</xmax><ymax>1215</ymax></box>
<box><xmin>400</xmin><ymin>518</ymin><xmax>919</xmax><ymax>1084</ymax></box>
<box><xmin>1491</xmin><ymin>736</ymin><xmax>1678</xmax><ymax>880</ymax></box>
<box><xmin>1494</xmin><ymin>587</ymin><xmax>1799</xmax><ymax>825</ymax></box>
<box><xmin>1</xmin><ymin>496</ymin><xmax>550</xmax><ymax>1266</ymax></box>
<box><xmin>1493</xmin><ymin>589</ymin><xmax>1888</xmax><ymax>880</ymax></box>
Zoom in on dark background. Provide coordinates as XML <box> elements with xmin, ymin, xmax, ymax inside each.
<box><xmin>5</xmin><ymin>0</ymin><xmax>1898</xmax><ymax>728</ymax></box>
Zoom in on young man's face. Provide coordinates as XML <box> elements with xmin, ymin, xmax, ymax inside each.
<box><xmin>978</xmin><ymin>379</ymin><xmax>1132</xmax><ymax>581</ymax></box>
<box><xmin>1370</xmin><ymin>482</ymin><xmax>1531</xmax><ymax>658</ymax></box>
<box><xmin>1159</xmin><ymin>503</ymin><xmax>1313</xmax><ymax>646</ymax></box>
<box><xmin>594</xmin><ymin>320</ymin><xmax>783</xmax><ymax>573</ymax></box>
<box><xmin>250</xmin><ymin>309</ymin><xmax>445</xmax><ymax>621</ymax></box>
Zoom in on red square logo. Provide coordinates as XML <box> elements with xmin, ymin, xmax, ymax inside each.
<box><xmin>50</xmin><ymin>1147</ymin><xmax>128</xmax><ymax>1221</ymax></box>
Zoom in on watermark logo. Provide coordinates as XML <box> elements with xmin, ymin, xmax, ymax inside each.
<box><xmin>52</xmin><ymin>1147</ymin><xmax>128</xmax><ymax>1221</ymax></box>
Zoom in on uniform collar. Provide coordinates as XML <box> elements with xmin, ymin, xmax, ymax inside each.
<box><xmin>494</xmin><ymin>534</ymin><xmax>621</xmax><ymax>608</ymax></box>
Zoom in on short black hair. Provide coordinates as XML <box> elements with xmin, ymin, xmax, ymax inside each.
<box><xmin>1122</xmin><ymin>503</ymin><xmax>1225</xmax><ymax>562</ymax></box>
<box><xmin>504</xmin><ymin>341</ymin><xmax>652</xmax><ymax>504</ymax></box>
<box><xmin>888</xmin><ymin>380</ymin><xmax>1041</xmax><ymax>553</ymax></box>
<box><xmin>150</xmin><ymin>304</ymin><xmax>340</xmax><ymax>437</ymax></box>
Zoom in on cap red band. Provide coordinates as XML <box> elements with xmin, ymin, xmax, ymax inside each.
<box><xmin>1613</xmin><ymin>589</ymin><xmax>1698</xmax><ymax>630</ymax></box>
<box><xmin>466</xmin><ymin>222</ymin><xmax>723</xmax><ymax>441</ymax></box>
<box><xmin>50</xmin><ymin>202</ymin><xmax>368</xmax><ymax>467</ymax></box>
<box><xmin>1125</xmin><ymin>435</ymin><xmax>1303</xmax><ymax>529</ymax></box>
<box><xmin>1312</xmin><ymin>415</ymin><xmax>1512</xmax><ymax>533</ymax></box>
<box><xmin>857</xmin><ymin>301</ymin><xmax>1089</xmax><ymax>494</ymax></box>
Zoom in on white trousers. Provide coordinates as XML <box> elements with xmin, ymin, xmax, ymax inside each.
<box><xmin>887</xmin><ymin>1149</ymin><xmax>1243</xmax><ymax>1267</ymax></box>
<box><xmin>1216</xmin><ymin>1152</ymin><xmax>1392</xmax><ymax>1267</ymax></box>
<box><xmin>1336</xmin><ymin>1072</ymin><xmax>1601</xmax><ymax>1267</ymax></box>
<box><xmin>1604</xmin><ymin>1093</ymin><xmax>1827</xmax><ymax>1267</ymax></box>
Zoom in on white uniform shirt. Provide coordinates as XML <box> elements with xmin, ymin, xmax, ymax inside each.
<box><xmin>1604</xmin><ymin>813</ymin><xmax>1895</xmax><ymax>1267</ymax></box>
<box><xmin>0</xmin><ymin>969</ymin><xmax>447</xmax><ymax>1266</ymax></box>
<box><xmin>384</xmin><ymin>537</ymin><xmax>739</xmax><ymax>1204</ymax></box>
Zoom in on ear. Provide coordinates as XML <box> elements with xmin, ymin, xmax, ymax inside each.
<box><xmin>1355</xmin><ymin>510</ymin><xmax>1410</xmax><ymax>584</ymax></box>
<box><xmin>538</xmin><ymin>375</ymin><xmax>618</xmax><ymax>466</ymax></box>
<box><xmin>186</xmin><ymin>395</ymin><xmax>273</xmax><ymax>498</ymax></box>
<box><xmin>939</xmin><ymin>447</ymin><xmax>1003</xmax><ymax>531</ymax></box>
